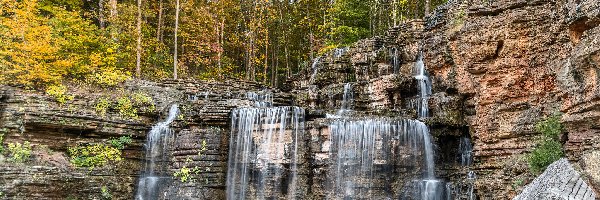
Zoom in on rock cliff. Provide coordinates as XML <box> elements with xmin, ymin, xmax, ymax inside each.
<box><xmin>0</xmin><ymin>0</ymin><xmax>598</xmax><ymax>199</ymax></box>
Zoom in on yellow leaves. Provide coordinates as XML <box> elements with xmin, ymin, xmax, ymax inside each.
<box><xmin>0</xmin><ymin>1</ymin><xmax>131</xmax><ymax>89</ymax></box>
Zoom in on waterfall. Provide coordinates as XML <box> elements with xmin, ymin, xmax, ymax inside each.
<box><xmin>135</xmin><ymin>104</ymin><xmax>179</xmax><ymax>200</ymax></box>
<box><xmin>309</xmin><ymin>57</ymin><xmax>321</xmax><ymax>83</ymax></box>
<box><xmin>226</xmin><ymin>96</ymin><xmax>304</xmax><ymax>199</ymax></box>
<box><xmin>338</xmin><ymin>83</ymin><xmax>354</xmax><ymax>115</ymax></box>
<box><xmin>327</xmin><ymin>118</ymin><xmax>438</xmax><ymax>199</ymax></box>
<box><xmin>246</xmin><ymin>91</ymin><xmax>272</xmax><ymax>107</ymax></box>
<box><xmin>391</xmin><ymin>47</ymin><xmax>399</xmax><ymax>74</ymax></box>
<box><xmin>459</xmin><ymin>136</ymin><xmax>473</xmax><ymax>166</ymax></box>
<box><xmin>334</xmin><ymin>47</ymin><xmax>349</xmax><ymax>58</ymax></box>
<box><xmin>414</xmin><ymin>55</ymin><xmax>432</xmax><ymax>118</ymax></box>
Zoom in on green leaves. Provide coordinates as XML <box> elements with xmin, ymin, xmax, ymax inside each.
<box><xmin>528</xmin><ymin>113</ymin><xmax>565</xmax><ymax>174</ymax></box>
<box><xmin>7</xmin><ymin>141</ymin><xmax>32</xmax><ymax>163</ymax></box>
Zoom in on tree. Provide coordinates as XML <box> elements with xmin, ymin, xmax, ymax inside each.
<box><xmin>136</xmin><ymin>0</ymin><xmax>143</xmax><ymax>77</ymax></box>
<box><xmin>174</xmin><ymin>0</ymin><xmax>180</xmax><ymax>79</ymax></box>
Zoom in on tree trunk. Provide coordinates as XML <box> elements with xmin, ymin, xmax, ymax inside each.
<box><xmin>174</xmin><ymin>0</ymin><xmax>180</xmax><ymax>80</ymax></box>
<box><xmin>425</xmin><ymin>0</ymin><xmax>430</xmax><ymax>16</ymax></box>
<box><xmin>217</xmin><ymin>18</ymin><xmax>224</xmax><ymax>76</ymax></box>
<box><xmin>157</xmin><ymin>0</ymin><xmax>163</xmax><ymax>42</ymax></box>
<box><xmin>109</xmin><ymin>0</ymin><xmax>117</xmax><ymax>20</ymax></box>
<box><xmin>99</xmin><ymin>0</ymin><xmax>105</xmax><ymax>28</ymax></box>
<box><xmin>136</xmin><ymin>0</ymin><xmax>142</xmax><ymax>77</ymax></box>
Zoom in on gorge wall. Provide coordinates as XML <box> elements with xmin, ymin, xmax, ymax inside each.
<box><xmin>0</xmin><ymin>0</ymin><xmax>599</xmax><ymax>199</ymax></box>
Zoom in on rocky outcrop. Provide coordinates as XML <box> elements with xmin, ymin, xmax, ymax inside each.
<box><xmin>291</xmin><ymin>0</ymin><xmax>600</xmax><ymax>198</ymax></box>
<box><xmin>0</xmin><ymin>79</ymin><xmax>280</xmax><ymax>199</ymax></box>
<box><xmin>0</xmin><ymin>0</ymin><xmax>598</xmax><ymax>199</ymax></box>
<box><xmin>514</xmin><ymin>158</ymin><xmax>596</xmax><ymax>200</ymax></box>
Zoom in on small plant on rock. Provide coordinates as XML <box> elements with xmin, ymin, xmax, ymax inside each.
<box><xmin>95</xmin><ymin>97</ymin><xmax>111</xmax><ymax>116</ymax></box>
<box><xmin>528</xmin><ymin>113</ymin><xmax>565</xmax><ymax>174</ymax></box>
<box><xmin>68</xmin><ymin>143</ymin><xmax>122</xmax><ymax>169</ymax></box>
<box><xmin>109</xmin><ymin>135</ymin><xmax>133</xmax><ymax>150</ymax></box>
<box><xmin>7</xmin><ymin>141</ymin><xmax>32</xmax><ymax>162</ymax></box>
<box><xmin>100</xmin><ymin>186</ymin><xmax>112</xmax><ymax>200</ymax></box>
<box><xmin>116</xmin><ymin>97</ymin><xmax>137</xmax><ymax>119</ymax></box>
<box><xmin>131</xmin><ymin>92</ymin><xmax>155</xmax><ymax>112</ymax></box>
<box><xmin>46</xmin><ymin>84</ymin><xmax>74</xmax><ymax>105</ymax></box>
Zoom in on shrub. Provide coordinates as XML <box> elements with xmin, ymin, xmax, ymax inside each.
<box><xmin>68</xmin><ymin>143</ymin><xmax>122</xmax><ymax>169</ymax></box>
<box><xmin>528</xmin><ymin>139</ymin><xmax>564</xmax><ymax>174</ymax></box>
<box><xmin>46</xmin><ymin>84</ymin><xmax>73</xmax><ymax>104</ymax></box>
<box><xmin>174</xmin><ymin>166</ymin><xmax>192</xmax><ymax>183</ymax></box>
<box><xmin>91</xmin><ymin>67</ymin><xmax>130</xmax><ymax>87</ymax></box>
<box><xmin>131</xmin><ymin>92</ymin><xmax>155</xmax><ymax>112</ymax></box>
<box><xmin>95</xmin><ymin>97</ymin><xmax>111</xmax><ymax>116</ymax></box>
<box><xmin>116</xmin><ymin>97</ymin><xmax>137</xmax><ymax>119</ymax></box>
<box><xmin>528</xmin><ymin>113</ymin><xmax>564</xmax><ymax>174</ymax></box>
<box><xmin>109</xmin><ymin>136</ymin><xmax>132</xmax><ymax>150</ymax></box>
<box><xmin>100</xmin><ymin>186</ymin><xmax>112</xmax><ymax>200</ymax></box>
<box><xmin>535</xmin><ymin>113</ymin><xmax>563</xmax><ymax>140</ymax></box>
<box><xmin>7</xmin><ymin>141</ymin><xmax>32</xmax><ymax>162</ymax></box>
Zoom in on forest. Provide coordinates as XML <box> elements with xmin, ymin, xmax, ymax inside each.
<box><xmin>0</xmin><ymin>0</ymin><xmax>447</xmax><ymax>90</ymax></box>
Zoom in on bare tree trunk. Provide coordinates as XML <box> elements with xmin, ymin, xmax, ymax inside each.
<box><xmin>264</xmin><ymin>29</ymin><xmax>268</xmax><ymax>84</ymax></box>
<box><xmin>392</xmin><ymin>0</ymin><xmax>397</xmax><ymax>26</ymax></box>
<box><xmin>99</xmin><ymin>0</ymin><xmax>105</xmax><ymax>28</ymax></box>
<box><xmin>136</xmin><ymin>0</ymin><xmax>142</xmax><ymax>77</ymax></box>
<box><xmin>216</xmin><ymin>18</ymin><xmax>224</xmax><ymax>76</ymax></box>
<box><xmin>157</xmin><ymin>0</ymin><xmax>163</xmax><ymax>42</ymax></box>
<box><xmin>425</xmin><ymin>0</ymin><xmax>430</xmax><ymax>16</ymax></box>
<box><xmin>174</xmin><ymin>0</ymin><xmax>180</xmax><ymax>80</ymax></box>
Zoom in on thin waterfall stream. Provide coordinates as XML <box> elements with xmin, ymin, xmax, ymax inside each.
<box><xmin>135</xmin><ymin>104</ymin><xmax>179</xmax><ymax>200</ymax></box>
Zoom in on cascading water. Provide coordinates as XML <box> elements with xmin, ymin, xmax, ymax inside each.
<box><xmin>135</xmin><ymin>104</ymin><xmax>179</xmax><ymax>200</ymax></box>
<box><xmin>391</xmin><ymin>47</ymin><xmax>399</xmax><ymax>74</ymax></box>
<box><xmin>246</xmin><ymin>91</ymin><xmax>273</xmax><ymax>107</ymax></box>
<box><xmin>459</xmin><ymin>136</ymin><xmax>473</xmax><ymax>166</ymax></box>
<box><xmin>226</xmin><ymin>91</ymin><xmax>305</xmax><ymax>199</ymax></box>
<box><xmin>459</xmin><ymin>136</ymin><xmax>476</xmax><ymax>200</ymax></box>
<box><xmin>328</xmin><ymin>118</ymin><xmax>442</xmax><ymax>199</ymax></box>
<box><xmin>309</xmin><ymin>57</ymin><xmax>321</xmax><ymax>83</ymax></box>
<box><xmin>414</xmin><ymin>54</ymin><xmax>432</xmax><ymax>118</ymax></box>
<box><xmin>338</xmin><ymin>83</ymin><xmax>354</xmax><ymax>116</ymax></box>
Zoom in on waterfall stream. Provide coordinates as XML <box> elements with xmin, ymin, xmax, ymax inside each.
<box><xmin>135</xmin><ymin>104</ymin><xmax>179</xmax><ymax>200</ymax></box>
<box><xmin>328</xmin><ymin>118</ymin><xmax>437</xmax><ymax>199</ymax></box>
<box><xmin>415</xmin><ymin>55</ymin><xmax>432</xmax><ymax>118</ymax></box>
<box><xmin>226</xmin><ymin>92</ymin><xmax>305</xmax><ymax>199</ymax></box>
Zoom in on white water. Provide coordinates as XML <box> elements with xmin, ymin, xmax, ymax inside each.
<box><xmin>246</xmin><ymin>91</ymin><xmax>272</xmax><ymax>107</ymax></box>
<box><xmin>337</xmin><ymin>83</ymin><xmax>354</xmax><ymax>116</ymax></box>
<box><xmin>328</xmin><ymin>118</ymin><xmax>436</xmax><ymax>199</ymax></box>
<box><xmin>309</xmin><ymin>57</ymin><xmax>321</xmax><ymax>83</ymax></box>
<box><xmin>135</xmin><ymin>104</ymin><xmax>179</xmax><ymax>200</ymax></box>
<box><xmin>414</xmin><ymin>55</ymin><xmax>432</xmax><ymax>118</ymax></box>
<box><xmin>391</xmin><ymin>47</ymin><xmax>399</xmax><ymax>74</ymax></box>
<box><xmin>226</xmin><ymin>102</ymin><xmax>304</xmax><ymax>199</ymax></box>
<box><xmin>334</xmin><ymin>47</ymin><xmax>349</xmax><ymax>58</ymax></box>
<box><xmin>459</xmin><ymin>136</ymin><xmax>473</xmax><ymax>166</ymax></box>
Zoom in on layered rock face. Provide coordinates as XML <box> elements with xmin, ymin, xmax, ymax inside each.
<box><xmin>0</xmin><ymin>0</ymin><xmax>598</xmax><ymax>199</ymax></box>
<box><xmin>0</xmin><ymin>79</ymin><xmax>277</xmax><ymax>199</ymax></box>
<box><xmin>291</xmin><ymin>0</ymin><xmax>600</xmax><ymax>198</ymax></box>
